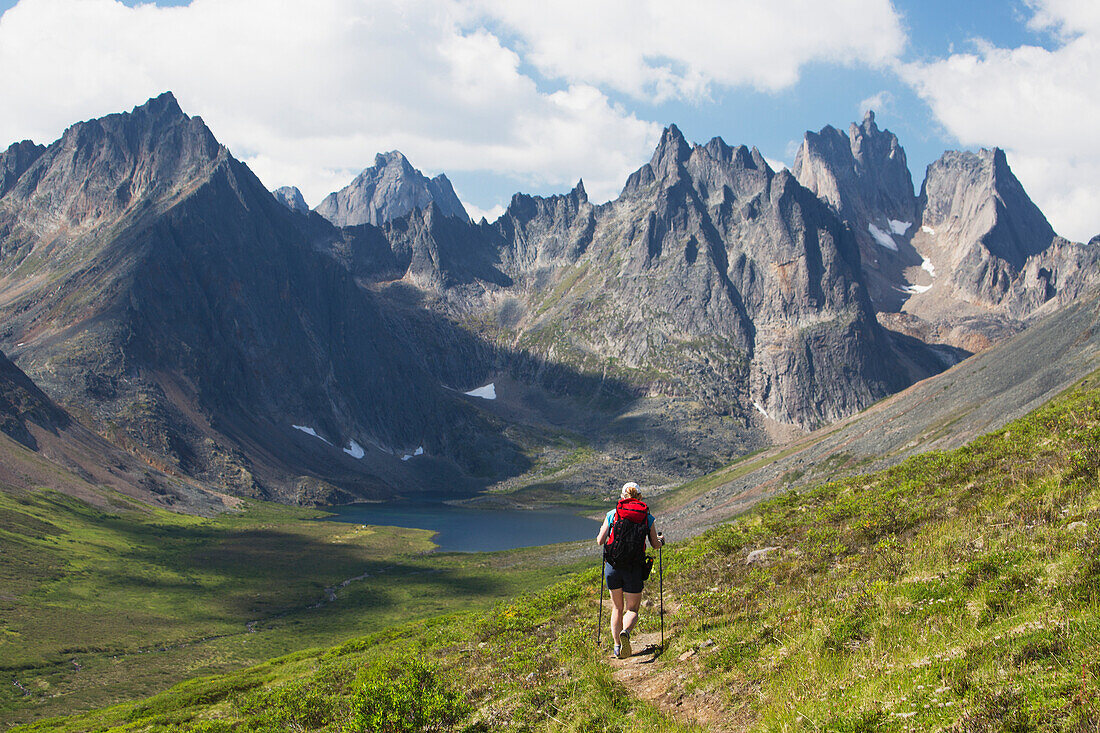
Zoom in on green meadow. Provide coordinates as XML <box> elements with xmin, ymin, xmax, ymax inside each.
<box><xmin>0</xmin><ymin>490</ymin><xmax>587</xmax><ymax>727</ymax></box>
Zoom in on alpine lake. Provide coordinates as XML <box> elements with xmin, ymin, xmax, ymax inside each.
<box><xmin>319</xmin><ymin>497</ymin><xmax>602</xmax><ymax>552</ymax></box>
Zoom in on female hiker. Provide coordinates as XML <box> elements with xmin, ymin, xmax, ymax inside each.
<box><xmin>596</xmin><ymin>481</ymin><xmax>663</xmax><ymax>658</ymax></box>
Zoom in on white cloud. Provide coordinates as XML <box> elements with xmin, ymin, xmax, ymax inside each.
<box><xmin>462</xmin><ymin>201</ymin><xmax>506</xmax><ymax>224</ymax></box>
<box><xmin>858</xmin><ymin>90</ymin><xmax>895</xmax><ymax>116</ymax></box>
<box><xmin>472</xmin><ymin>0</ymin><xmax>906</xmax><ymax>101</ymax></box>
<box><xmin>901</xmin><ymin>0</ymin><xmax>1100</xmax><ymax>241</ymax></box>
<box><xmin>764</xmin><ymin>157</ymin><xmax>789</xmax><ymax>172</ymax></box>
<box><xmin>1025</xmin><ymin>0</ymin><xmax>1100</xmax><ymax>36</ymax></box>
<box><xmin>0</xmin><ymin>0</ymin><xmax>907</xmax><ymax>212</ymax></box>
<box><xmin>0</xmin><ymin>0</ymin><xmax>659</xmax><ymax>205</ymax></box>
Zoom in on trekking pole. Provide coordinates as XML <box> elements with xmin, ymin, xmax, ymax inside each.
<box><xmin>596</xmin><ymin>559</ymin><xmax>605</xmax><ymax>646</ymax></box>
<box><xmin>658</xmin><ymin>532</ymin><xmax>665</xmax><ymax>654</ymax></box>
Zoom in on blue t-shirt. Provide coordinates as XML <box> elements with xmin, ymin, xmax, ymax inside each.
<box><xmin>605</xmin><ymin>508</ymin><xmax>656</xmax><ymax>529</ymax></box>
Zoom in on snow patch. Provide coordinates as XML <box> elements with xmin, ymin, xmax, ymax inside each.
<box><xmin>899</xmin><ymin>283</ymin><xmax>933</xmax><ymax>294</ymax></box>
<box><xmin>868</xmin><ymin>223</ymin><xmax>898</xmax><ymax>251</ymax></box>
<box><xmin>752</xmin><ymin>401</ymin><xmax>768</xmax><ymax>418</ymax></box>
<box><xmin>921</xmin><ymin>225</ymin><xmax>936</xmax><ymax>235</ymax></box>
<box><xmin>889</xmin><ymin>219</ymin><xmax>911</xmax><ymax>236</ymax></box>
<box><xmin>401</xmin><ymin>446</ymin><xmax>425</xmax><ymax>461</ymax></box>
<box><xmin>292</xmin><ymin>425</ymin><xmax>332</xmax><ymax>445</ymax></box>
<box><xmin>343</xmin><ymin>440</ymin><xmax>365</xmax><ymax>459</ymax></box>
<box><xmin>921</xmin><ymin>256</ymin><xmax>936</xmax><ymax>277</ymax></box>
<box><xmin>465</xmin><ymin>383</ymin><xmax>496</xmax><ymax>400</ymax></box>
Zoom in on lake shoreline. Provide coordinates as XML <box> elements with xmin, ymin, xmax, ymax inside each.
<box><xmin>317</xmin><ymin>498</ymin><xmax>601</xmax><ymax>553</ymax></box>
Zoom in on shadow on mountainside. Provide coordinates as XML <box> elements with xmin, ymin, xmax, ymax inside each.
<box><xmin>361</xmin><ymin>279</ymin><xmax>767</xmax><ymax>501</ymax></box>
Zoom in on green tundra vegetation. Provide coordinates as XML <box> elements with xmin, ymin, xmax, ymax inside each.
<box><xmin>9</xmin><ymin>370</ymin><xmax>1100</xmax><ymax>731</ymax></box>
<box><xmin>0</xmin><ymin>492</ymin><xmax>586</xmax><ymax>726</ymax></box>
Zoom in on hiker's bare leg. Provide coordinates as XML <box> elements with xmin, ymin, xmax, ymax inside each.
<box><xmin>623</xmin><ymin>591</ymin><xmax>642</xmax><ymax>633</ymax></box>
<box><xmin>609</xmin><ymin>587</ymin><xmax>625</xmax><ymax>643</ymax></box>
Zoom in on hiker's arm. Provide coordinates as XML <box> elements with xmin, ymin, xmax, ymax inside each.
<box><xmin>649</xmin><ymin>524</ymin><xmax>663</xmax><ymax>548</ymax></box>
<box><xmin>596</xmin><ymin>520</ymin><xmax>609</xmax><ymax>546</ymax></box>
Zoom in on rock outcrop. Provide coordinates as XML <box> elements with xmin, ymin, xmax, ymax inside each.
<box><xmin>272</xmin><ymin>185</ymin><xmax>308</xmax><ymax>214</ymax></box>
<box><xmin>793</xmin><ymin>111</ymin><xmax>921</xmax><ymax>310</ymax></box>
<box><xmin>891</xmin><ymin>148</ymin><xmax>1100</xmax><ymax>348</ymax></box>
<box><xmin>0</xmin><ymin>139</ymin><xmax>45</xmax><ymax>198</ymax></box>
<box><xmin>917</xmin><ymin>148</ymin><xmax>1058</xmax><ymax>306</ymax></box>
<box><xmin>0</xmin><ymin>348</ymin><xmax>69</xmax><ymax>450</ymax></box>
<box><xmin>315</xmin><ymin>151</ymin><xmax>468</xmax><ymax>226</ymax></box>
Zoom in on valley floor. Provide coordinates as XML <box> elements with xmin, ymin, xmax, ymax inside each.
<box><xmin>0</xmin><ymin>493</ymin><xmax>585</xmax><ymax>727</ymax></box>
<box><xmin>10</xmin><ymin>370</ymin><xmax>1100</xmax><ymax>731</ymax></box>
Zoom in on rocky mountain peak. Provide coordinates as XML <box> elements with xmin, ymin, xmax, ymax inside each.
<box><xmin>792</xmin><ymin>111</ymin><xmax>919</xmax><ymax>310</ymax></box>
<box><xmin>0</xmin><ymin>91</ymin><xmax>225</xmax><ymax>240</ymax></box>
<box><xmin>644</xmin><ymin>124</ymin><xmax>690</xmax><ymax>183</ymax></box>
<box><xmin>652</xmin><ymin>124</ymin><xmax>690</xmax><ymax>164</ymax></box>
<box><xmin>0</xmin><ymin>139</ymin><xmax>45</xmax><ymax>198</ymax></box>
<box><xmin>794</xmin><ymin>110</ymin><xmax>914</xmax><ymax>220</ymax></box>
<box><xmin>314</xmin><ymin>150</ymin><xmax>468</xmax><ymax>227</ymax></box>
<box><xmin>857</xmin><ymin>108</ymin><xmax>877</xmax><ymax>135</ymax></box>
<box><xmin>133</xmin><ymin>90</ymin><xmax>185</xmax><ymax>123</ymax></box>
<box><xmin>915</xmin><ymin>147</ymin><xmax>1060</xmax><ymax>272</ymax></box>
<box><xmin>272</xmin><ymin>185</ymin><xmax>308</xmax><ymax>214</ymax></box>
<box><xmin>571</xmin><ymin>178</ymin><xmax>588</xmax><ymax>204</ymax></box>
<box><xmin>621</xmin><ymin>125</ymin><xmax>689</xmax><ymax>195</ymax></box>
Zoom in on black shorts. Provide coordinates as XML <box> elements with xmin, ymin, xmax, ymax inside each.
<box><xmin>604</xmin><ymin>562</ymin><xmax>644</xmax><ymax>594</ymax></box>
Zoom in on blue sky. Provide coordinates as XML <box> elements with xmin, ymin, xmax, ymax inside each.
<box><xmin>0</xmin><ymin>0</ymin><xmax>1096</xmax><ymax>240</ymax></box>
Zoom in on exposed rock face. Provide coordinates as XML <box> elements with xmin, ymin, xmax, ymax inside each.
<box><xmin>0</xmin><ymin>349</ymin><xmax>69</xmax><ymax>450</ymax></box>
<box><xmin>918</xmin><ymin>148</ymin><xmax>1057</xmax><ymax>304</ymax></box>
<box><xmin>272</xmin><ymin>185</ymin><xmax>308</xmax><ymax>214</ymax></box>
<box><xmin>0</xmin><ymin>347</ymin><xmax>231</xmax><ymax>514</ymax></box>
<box><xmin>887</xmin><ymin>148</ymin><xmax>1100</xmax><ymax>347</ymax></box>
<box><xmin>663</xmin><ymin>284</ymin><xmax>1100</xmax><ymax>538</ymax></box>
<box><xmin>0</xmin><ymin>93</ymin><xmax>514</xmax><ymax>502</ymax></box>
<box><xmin>0</xmin><ymin>92</ymin><xmax>221</xmax><ymax>246</ymax></box>
<box><xmin>335</xmin><ymin>125</ymin><xmax>951</xmax><ymax>430</ymax></box>
<box><xmin>795</xmin><ymin>113</ymin><xmax>1100</xmax><ymax>352</ymax></box>
<box><xmin>496</xmin><ymin>179</ymin><xmax>595</xmax><ymax>271</ymax></box>
<box><xmin>793</xmin><ymin>111</ymin><xmax>920</xmax><ymax>310</ymax></box>
<box><xmin>0</xmin><ymin>140</ymin><xmax>45</xmax><ymax>198</ymax></box>
<box><xmin>998</xmin><ymin>237</ymin><xmax>1100</xmax><ymax>318</ymax></box>
<box><xmin>315</xmin><ymin>151</ymin><xmax>468</xmax><ymax>226</ymax></box>
<box><xmin>794</xmin><ymin>111</ymin><xmax>915</xmax><ymax>228</ymax></box>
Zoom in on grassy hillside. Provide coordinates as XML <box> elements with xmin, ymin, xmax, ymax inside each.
<box><xmin>653</xmin><ymin>288</ymin><xmax>1100</xmax><ymax>537</ymax></box>
<box><xmin>0</xmin><ymin>490</ymin><xmax>585</xmax><ymax>727</ymax></box>
<box><xmin>15</xmin><ymin>370</ymin><xmax>1100</xmax><ymax>731</ymax></box>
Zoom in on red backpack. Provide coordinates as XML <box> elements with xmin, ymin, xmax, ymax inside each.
<box><xmin>604</xmin><ymin>498</ymin><xmax>649</xmax><ymax>570</ymax></box>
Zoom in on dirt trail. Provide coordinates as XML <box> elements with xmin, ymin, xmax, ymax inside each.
<box><xmin>605</xmin><ymin>606</ymin><xmax>741</xmax><ymax>731</ymax></box>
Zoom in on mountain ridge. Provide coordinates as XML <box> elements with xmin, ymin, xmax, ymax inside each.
<box><xmin>795</xmin><ymin>111</ymin><xmax>1100</xmax><ymax>352</ymax></box>
<box><xmin>0</xmin><ymin>93</ymin><xmax>524</xmax><ymax>504</ymax></box>
<box><xmin>0</xmin><ymin>93</ymin><xmax>1090</xmax><ymax>506</ymax></box>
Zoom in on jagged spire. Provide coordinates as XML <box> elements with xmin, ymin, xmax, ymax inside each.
<box><xmin>315</xmin><ymin>150</ymin><xmax>468</xmax><ymax>227</ymax></box>
<box><xmin>571</xmin><ymin>179</ymin><xmax>587</xmax><ymax>203</ymax></box>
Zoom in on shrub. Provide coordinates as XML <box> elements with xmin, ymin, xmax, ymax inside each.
<box><xmin>348</xmin><ymin>659</ymin><xmax>471</xmax><ymax>732</ymax></box>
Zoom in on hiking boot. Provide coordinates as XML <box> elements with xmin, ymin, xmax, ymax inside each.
<box><xmin>618</xmin><ymin>630</ymin><xmax>631</xmax><ymax>658</ymax></box>
<box><xmin>612</xmin><ymin>644</ymin><xmax>621</xmax><ymax>658</ymax></box>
